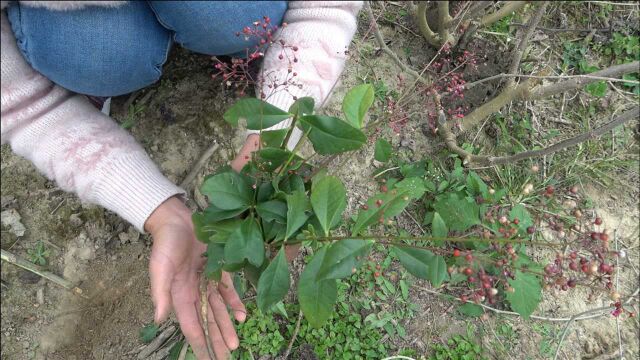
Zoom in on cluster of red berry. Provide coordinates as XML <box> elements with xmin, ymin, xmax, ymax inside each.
<box><xmin>212</xmin><ymin>17</ymin><xmax>301</xmax><ymax>99</ymax></box>
<box><xmin>450</xmin><ymin>250</ymin><xmax>511</xmax><ymax>305</ymax></box>
<box><xmin>424</xmin><ymin>47</ymin><xmax>479</xmax><ymax>132</ymax></box>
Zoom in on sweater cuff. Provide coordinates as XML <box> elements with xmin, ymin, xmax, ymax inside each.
<box><xmin>246</xmin><ymin>87</ymin><xmax>315</xmax><ymax>150</ymax></box>
<box><xmin>89</xmin><ymin>153</ymin><xmax>185</xmax><ymax>233</ymax></box>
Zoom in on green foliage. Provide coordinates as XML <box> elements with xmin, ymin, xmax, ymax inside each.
<box><xmin>223</xmin><ymin>98</ymin><xmax>291</xmax><ymax>130</ymax></box>
<box><xmin>298</xmin><ymin>247</ymin><xmax>338</xmax><ymax>328</ymax></box>
<box><xmin>342</xmin><ymin>83</ymin><xmax>374</xmax><ymax>128</ymax></box>
<box><xmin>429</xmin><ymin>329</ymin><xmax>486</xmax><ymax>360</ymax></box>
<box><xmin>374</xmin><ymin>138</ymin><xmax>393</xmax><ymax>163</ymax></box>
<box><xmin>257</xmin><ymin>248</ymin><xmax>290</xmax><ymax>313</ymax></box>
<box><xmin>392</xmin><ymin>246</ymin><xmax>447</xmax><ymax>286</ymax></box>
<box><xmin>310</xmin><ymin>175</ymin><xmax>347</xmax><ymax>236</ymax></box>
<box><xmin>457</xmin><ymin>303</ymin><xmax>484</xmax><ymax>318</ymax></box>
<box><xmin>139</xmin><ymin>324</ymin><xmax>159</xmax><ymax>344</ymax></box>
<box><xmin>299</xmin><ymin>115</ymin><xmax>367</xmax><ymax>155</ymax></box>
<box><xmin>27</xmin><ymin>241</ymin><xmax>50</xmax><ymax>266</ymax></box>
<box><xmin>506</xmin><ymin>271</ymin><xmax>542</xmax><ymax>319</ymax></box>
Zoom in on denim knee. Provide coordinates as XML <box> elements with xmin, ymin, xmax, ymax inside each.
<box><xmin>7</xmin><ymin>2</ymin><xmax>172</xmax><ymax>97</ymax></box>
<box><xmin>149</xmin><ymin>1</ymin><xmax>288</xmax><ymax>57</ymax></box>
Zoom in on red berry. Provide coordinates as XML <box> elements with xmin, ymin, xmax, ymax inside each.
<box><xmin>527</xmin><ymin>226</ymin><xmax>535</xmax><ymax>234</ymax></box>
<box><xmin>375</xmin><ymin>199</ymin><xmax>383</xmax><ymax>207</ymax></box>
<box><xmin>463</xmin><ymin>267</ymin><xmax>473</xmax><ymax>276</ymax></box>
<box><xmin>567</xmin><ymin>279</ymin><xmax>577</xmax><ymax>288</ymax></box>
<box><xmin>467</xmin><ymin>276</ymin><xmax>476</xmax><ymax>283</ymax></box>
<box><xmin>569</xmin><ymin>262</ymin><xmax>578</xmax><ymax>271</ymax></box>
<box><xmin>380</xmin><ymin>185</ymin><xmax>388</xmax><ymax>193</ymax></box>
<box><xmin>453</xmin><ymin>249</ymin><xmax>461</xmax><ymax>257</ymax></box>
<box><xmin>460</xmin><ymin>295</ymin><xmax>468</xmax><ymax>302</ymax></box>
<box><xmin>465</xmin><ymin>254</ymin><xmax>473</xmax><ymax>262</ymax></box>
<box><xmin>600</xmin><ymin>233</ymin><xmax>609</xmax><ymax>242</ymax></box>
<box><xmin>374</xmin><ymin>271</ymin><xmax>380</xmax><ymax>277</ymax></box>
<box><xmin>581</xmin><ymin>264</ymin><xmax>589</xmax><ymax>273</ymax></box>
<box><xmin>570</xmin><ymin>185</ymin><xmax>579</xmax><ymax>194</ymax></box>
<box><xmin>361</xmin><ymin>204</ymin><xmax>369</xmax><ymax>210</ymax></box>
<box><xmin>590</xmin><ymin>232</ymin><xmax>599</xmax><ymax>240</ymax></box>
<box><xmin>546</xmin><ymin>185</ymin><xmax>555</xmax><ymax>194</ymax></box>
<box><xmin>594</xmin><ymin>217</ymin><xmax>603</xmax><ymax>225</ymax></box>
<box><xmin>513</xmin><ymin>218</ymin><xmax>520</xmax><ymax>225</ymax></box>
<box><xmin>376</xmin><ymin>264</ymin><xmax>381</xmax><ymax>270</ymax></box>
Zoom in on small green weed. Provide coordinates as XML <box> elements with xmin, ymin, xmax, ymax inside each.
<box><xmin>429</xmin><ymin>326</ymin><xmax>486</xmax><ymax>360</ymax></box>
<box><xmin>121</xmin><ymin>103</ymin><xmax>145</xmax><ymax>129</ymax></box>
<box><xmin>27</xmin><ymin>241</ymin><xmax>50</xmax><ymax>266</ymax></box>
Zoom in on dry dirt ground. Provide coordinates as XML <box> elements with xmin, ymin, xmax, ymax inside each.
<box><xmin>2</xmin><ymin>2</ymin><xmax>639</xmax><ymax>359</ymax></box>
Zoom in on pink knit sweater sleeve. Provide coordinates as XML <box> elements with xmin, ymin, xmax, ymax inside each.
<box><xmin>248</xmin><ymin>1</ymin><xmax>363</xmax><ymax>148</ymax></box>
<box><xmin>0</xmin><ymin>12</ymin><xmax>184</xmax><ymax>232</ymax></box>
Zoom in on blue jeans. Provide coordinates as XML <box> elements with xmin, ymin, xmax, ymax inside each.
<box><xmin>7</xmin><ymin>1</ymin><xmax>288</xmax><ymax>97</ymax></box>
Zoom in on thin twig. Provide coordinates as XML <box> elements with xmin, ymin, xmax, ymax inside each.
<box><xmin>552</xmin><ymin>307</ymin><xmax>613</xmax><ymax>360</ymax></box>
<box><xmin>413</xmin><ymin>285</ymin><xmax>639</xmax><ymax>322</ymax></box>
<box><xmin>506</xmin><ymin>2</ymin><xmax>549</xmax><ymax>88</ymax></box>
<box><xmin>481</xmin><ymin>1</ymin><xmax>528</xmax><ymax>27</ymax></box>
<box><xmin>283</xmin><ymin>310</ymin><xmax>303</xmax><ymax>359</ymax></box>
<box><xmin>365</xmin><ymin>1</ymin><xmax>430</xmax><ymax>84</ymax></box>
<box><xmin>1</xmin><ymin>249</ymin><xmax>87</xmax><ymax>298</ymax></box>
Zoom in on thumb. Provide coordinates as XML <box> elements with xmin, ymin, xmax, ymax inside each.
<box><xmin>149</xmin><ymin>250</ymin><xmax>175</xmax><ymax>324</ymax></box>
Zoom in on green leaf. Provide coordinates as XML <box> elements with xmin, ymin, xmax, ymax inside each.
<box><xmin>298</xmin><ymin>246</ymin><xmax>338</xmax><ymax>328</ymax></box>
<box><xmin>585</xmin><ymin>81</ymin><xmax>607</xmax><ymax>97</ymax></box>
<box><xmin>374</xmin><ymin>139</ymin><xmax>392</xmax><ymax>162</ymax></box>
<box><xmin>317</xmin><ymin>239</ymin><xmax>373</xmax><ymax>280</ymax></box>
<box><xmin>257</xmin><ymin>248</ymin><xmax>290</xmax><ymax>313</ymax></box>
<box><xmin>299</xmin><ymin>115</ymin><xmax>367</xmax><ymax>155</ymax></box>
<box><xmin>256</xmin><ymin>200</ymin><xmax>287</xmax><ymax>224</ymax></box>
<box><xmin>285</xmin><ymin>190</ymin><xmax>310</xmax><ymax>239</ymax></box>
<box><xmin>223</xmin><ymin>98</ymin><xmax>291</xmax><ymax>130</ymax></box>
<box><xmin>256</xmin><ymin>148</ymin><xmax>302</xmax><ymax>172</ymax></box>
<box><xmin>433</xmin><ymin>193</ymin><xmax>480</xmax><ymax>232</ymax></box>
<box><xmin>457</xmin><ymin>303</ymin><xmax>484</xmax><ymax>317</ymax></box>
<box><xmin>200</xmin><ymin>203</ymin><xmax>247</xmax><ymax>223</ymax></box>
<box><xmin>466</xmin><ymin>172</ymin><xmax>489</xmax><ymax>198</ymax></box>
<box><xmin>200</xmin><ymin>172</ymin><xmax>253</xmax><ymax>210</ymax></box>
<box><xmin>205</xmin><ymin>243</ymin><xmax>225</xmax><ymax>281</ymax></box>
<box><xmin>260</xmin><ymin>129</ymin><xmax>289</xmax><ymax>148</ymax></box>
<box><xmin>342</xmin><ymin>84</ymin><xmax>374</xmax><ymax>128</ymax></box>
<box><xmin>289</xmin><ymin>97</ymin><xmax>315</xmax><ymax>117</ymax></box>
<box><xmin>224</xmin><ymin>218</ymin><xmax>264</xmax><ymax>267</ymax></box>
<box><xmin>506</xmin><ymin>271</ymin><xmax>542</xmax><ymax>319</ymax></box>
<box><xmin>310</xmin><ymin>176</ymin><xmax>347</xmax><ymax>236</ymax></box>
<box><xmin>257</xmin><ymin>182</ymin><xmax>275</xmax><ymax>202</ymax></box>
<box><xmin>509</xmin><ymin>204</ymin><xmax>533</xmax><ymax>234</ymax></box>
<box><xmin>244</xmin><ymin>260</ymin><xmax>269</xmax><ymax>288</ymax></box>
<box><xmin>392</xmin><ymin>246</ymin><xmax>447</xmax><ymax>286</ymax></box>
<box><xmin>168</xmin><ymin>340</ymin><xmax>185</xmax><ymax>360</ymax></box>
<box><xmin>207</xmin><ymin>219</ymin><xmax>242</xmax><ymax>244</ymax></box>
<box><xmin>431</xmin><ymin>212</ymin><xmax>448</xmax><ymax>238</ymax></box>
<box><xmin>139</xmin><ymin>324</ymin><xmax>159</xmax><ymax>344</ymax></box>
<box><xmin>351</xmin><ymin>178</ymin><xmax>425</xmax><ymax>235</ymax></box>
<box><xmin>278</xmin><ymin>174</ymin><xmax>305</xmax><ymax>195</ymax></box>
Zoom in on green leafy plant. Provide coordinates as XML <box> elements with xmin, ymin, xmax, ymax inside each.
<box><xmin>429</xmin><ymin>326</ymin><xmax>486</xmax><ymax>360</ymax></box>
<box><xmin>27</xmin><ymin>241</ymin><xmax>50</xmax><ymax>266</ymax></box>
<box><xmin>139</xmin><ymin>323</ymin><xmax>159</xmax><ymax>344</ymax></box>
<box><xmin>193</xmin><ymin>84</ymin><xmax>445</xmax><ymax>328</ymax></box>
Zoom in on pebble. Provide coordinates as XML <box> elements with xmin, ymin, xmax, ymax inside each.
<box><xmin>69</xmin><ymin>213</ymin><xmax>83</xmax><ymax>228</ymax></box>
<box><xmin>22</xmin><ymin>340</ymin><xmax>30</xmax><ymax>349</ymax></box>
<box><xmin>0</xmin><ymin>195</ymin><xmax>16</xmax><ymax>209</ymax></box>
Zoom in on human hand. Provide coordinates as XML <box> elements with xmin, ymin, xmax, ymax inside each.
<box><xmin>146</xmin><ymin>197</ymin><xmax>246</xmax><ymax>360</ymax></box>
<box><xmin>230</xmin><ymin>134</ymin><xmax>260</xmax><ymax>172</ymax></box>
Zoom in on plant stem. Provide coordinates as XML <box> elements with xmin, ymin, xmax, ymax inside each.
<box><xmin>278</xmin><ymin>127</ymin><xmax>311</xmax><ymax>177</ymax></box>
<box><xmin>480</xmin><ymin>1</ymin><xmax>528</xmax><ymax>27</ymax></box>
<box><xmin>281</xmin><ymin>114</ymin><xmax>299</xmax><ymax>150</ymax></box>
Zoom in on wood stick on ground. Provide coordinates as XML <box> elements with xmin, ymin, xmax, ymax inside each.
<box><xmin>365</xmin><ymin>1</ymin><xmax>430</xmax><ymax>85</ymax></box>
<box><xmin>180</xmin><ymin>142</ymin><xmax>220</xmax><ymax>189</ymax></box>
<box><xmin>440</xmin><ymin>106</ymin><xmax>639</xmax><ymax>167</ymax></box>
<box><xmin>1</xmin><ymin>249</ymin><xmax>87</xmax><ymax>298</ymax></box>
<box><xmin>137</xmin><ymin>325</ymin><xmax>177</xmax><ymax>359</ymax></box>
<box><xmin>505</xmin><ymin>2</ymin><xmax>548</xmax><ymax>88</ymax></box>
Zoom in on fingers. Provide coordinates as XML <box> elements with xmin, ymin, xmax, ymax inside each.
<box><xmin>173</xmin><ymin>294</ymin><xmax>211</xmax><ymax>360</ymax></box>
<box><xmin>208</xmin><ymin>283</ymin><xmax>240</xmax><ymax>350</ymax></box>
<box><xmin>218</xmin><ymin>272</ymin><xmax>247</xmax><ymax>322</ymax></box>
<box><xmin>149</xmin><ymin>251</ymin><xmax>174</xmax><ymax>324</ymax></box>
<box><xmin>206</xmin><ymin>297</ymin><xmax>232</xmax><ymax>360</ymax></box>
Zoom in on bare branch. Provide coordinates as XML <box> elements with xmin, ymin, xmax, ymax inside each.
<box><xmin>365</xmin><ymin>1</ymin><xmax>430</xmax><ymax>84</ymax></box>
<box><xmin>530</xmin><ymin>61</ymin><xmax>640</xmax><ymax>99</ymax></box>
<box><xmin>506</xmin><ymin>2</ymin><xmax>548</xmax><ymax>88</ymax></box>
<box><xmin>415</xmin><ymin>1</ymin><xmax>441</xmax><ymax>47</ymax></box>
<box><xmin>437</xmin><ymin>1</ymin><xmax>454</xmax><ymax>45</ymax></box>
<box><xmin>463</xmin><ymin>71</ymin><xmax>640</xmax><ymax>91</ymax></box>
<box><xmin>480</xmin><ymin>1</ymin><xmax>528</xmax><ymax>26</ymax></box>
<box><xmin>440</xmin><ymin>106</ymin><xmax>639</xmax><ymax>167</ymax></box>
